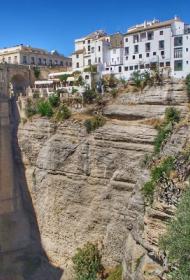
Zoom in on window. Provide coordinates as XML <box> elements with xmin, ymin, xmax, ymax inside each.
<box><xmin>118</xmin><ymin>66</ymin><xmax>122</xmax><ymax>73</ymax></box>
<box><xmin>85</xmin><ymin>75</ymin><xmax>90</xmax><ymax>80</ymax></box>
<box><xmin>160</xmin><ymin>30</ymin><xmax>164</xmax><ymax>35</ymax></box>
<box><xmin>134</xmin><ymin>65</ymin><xmax>138</xmax><ymax>70</ymax></box>
<box><xmin>126</xmin><ymin>56</ymin><xmax>128</xmax><ymax>60</ymax></box>
<box><xmin>160</xmin><ymin>62</ymin><xmax>164</xmax><ymax>67</ymax></box>
<box><xmin>133</xmin><ymin>34</ymin><xmax>139</xmax><ymax>43</ymax></box>
<box><xmin>139</xmin><ymin>54</ymin><xmax>142</xmax><ymax>59</ymax></box>
<box><xmin>98</xmin><ymin>46</ymin><xmax>101</xmax><ymax>52</ymax></box>
<box><xmin>134</xmin><ymin>45</ymin><xmax>139</xmax><ymax>54</ymax></box>
<box><xmin>31</xmin><ymin>57</ymin><xmax>35</xmax><ymax>64</ymax></box>
<box><xmin>140</xmin><ymin>64</ymin><xmax>144</xmax><ymax>69</ymax></box>
<box><xmin>153</xmin><ymin>52</ymin><xmax>157</xmax><ymax>56</ymax></box>
<box><xmin>166</xmin><ymin>61</ymin><xmax>171</xmax><ymax>67</ymax></box>
<box><xmin>174</xmin><ymin>36</ymin><xmax>183</xmax><ymax>46</ymax></box>
<box><xmin>88</xmin><ymin>59</ymin><xmax>91</xmax><ymax>65</ymax></box>
<box><xmin>88</xmin><ymin>45</ymin><xmax>90</xmax><ymax>52</ymax></box>
<box><xmin>66</xmin><ymin>62</ymin><xmax>68</xmax><ymax>66</ymax></box>
<box><xmin>8</xmin><ymin>57</ymin><xmax>11</xmax><ymax>63</ymax></box>
<box><xmin>125</xmin><ymin>66</ymin><xmax>128</xmax><ymax>71</ymax></box>
<box><xmin>159</xmin><ymin>40</ymin><xmax>165</xmax><ymax>49</ymax></box>
<box><xmin>187</xmin><ymin>61</ymin><xmax>189</xmax><ymax>64</ymax></box>
<box><xmin>38</xmin><ymin>58</ymin><xmax>42</xmax><ymax>65</ymax></box>
<box><xmin>76</xmin><ymin>54</ymin><xmax>79</xmax><ymax>58</ymax></box>
<box><xmin>98</xmin><ymin>57</ymin><xmax>101</xmax><ymax>63</ymax></box>
<box><xmin>14</xmin><ymin>56</ymin><xmax>18</xmax><ymax>63</ymax></box>
<box><xmin>49</xmin><ymin>59</ymin><xmax>52</xmax><ymax>66</ymax></box>
<box><xmin>60</xmin><ymin>61</ymin><xmax>63</xmax><ymax>66</ymax></box>
<box><xmin>44</xmin><ymin>59</ymin><xmax>47</xmax><ymax>65</ymax></box>
<box><xmin>125</xmin><ymin>38</ymin><xmax>128</xmax><ymax>43</ymax></box>
<box><xmin>133</xmin><ymin>55</ymin><xmax>135</xmax><ymax>60</ymax></box>
<box><xmin>146</xmin><ymin>53</ymin><xmax>150</xmax><ymax>57</ymax></box>
<box><xmin>125</xmin><ymin>47</ymin><xmax>129</xmax><ymax>55</ymax></box>
<box><xmin>145</xmin><ymin>42</ymin><xmax>151</xmax><ymax>52</ymax></box>
<box><xmin>83</xmin><ymin>41</ymin><xmax>85</xmax><ymax>44</ymax></box>
<box><xmin>88</xmin><ymin>39</ymin><xmax>91</xmax><ymax>44</ymax></box>
<box><xmin>91</xmin><ymin>47</ymin><xmax>95</xmax><ymax>53</ymax></box>
<box><xmin>174</xmin><ymin>48</ymin><xmax>183</xmax><ymax>58</ymax></box>
<box><xmin>145</xmin><ymin>64</ymin><xmax>150</xmax><ymax>69</ymax></box>
<box><xmin>76</xmin><ymin>62</ymin><xmax>79</xmax><ymax>68</ymax></box>
<box><xmin>55</xmin><ymin>60</ymin><xmax>58</xmax><ymax>65</ymax></box>
<box><xmin>147</xmin><ymin>31</ymin><xmax>154</xmax><ymax>40</ymax></box>
<box><xmin>23</xmin><ymin>56</ymin><xmax>27</xmax><ymax>64</ymax></box>
<box><xmin>186</xmin><ymin>48</ymin><xmax>189</xmax><ymax>52</ymax></box>
<box><xmin>129</xmin><ymin>66</ymin><xmax>133</xmax><ymax>71</ymax></box>
<box><xmin>174</xmin><ymin>60</ymin><xmax>183</xmax><ymax>71</ymax></box>
<box><xmin>140</xmin><ymin>32</ymin><xmax>146</xmax><ymax>41</ymax></box>
<box><xmin>161</xmin><ymin>51</ymin><xmax>165</xmax><ymax>56</ymax></box>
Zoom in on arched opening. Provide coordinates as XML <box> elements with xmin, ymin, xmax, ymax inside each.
<box><xmin>10</xmin><ymin>74</ymin><xmax>29</xmax><ymax>97</ymax></box>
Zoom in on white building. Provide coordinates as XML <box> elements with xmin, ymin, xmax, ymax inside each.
<box><xmin>72</xmin><ymin>30</ymin><xmax>110</xmax><ymax>72</ymax></box>
<box><xmin>122</xmin><ymin>17</ymin><xmax>190</xmax><ymax>79</ymax></box>
<box><xmin>72</xmin><ymin>17</ymin><xmax>190</xmax><ymax>81</ymax></box>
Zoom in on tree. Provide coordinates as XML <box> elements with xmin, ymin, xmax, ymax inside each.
<box><xmin>160</xmin><ymin>187</ymin><xmax>190</xmax><ymax>279</ymax></box>
<box><xmin>130</xmin><ymin>71</ymin><xmax>144</xmax><ymax>89</ymax></box>
<box><xmin>72</xmin><ymin>243</ymin><xmax>103</xmax><ymax>280</ymax></box>
<box><xmin>59</xmin><ymin>74</ymin><xmax>70</xmax><ymax>83</ymax></box>
<box><xmin>37</xmin><ymin>100</ymin><xmax>53</xmax><ymax>117</ymax></box>
<box><xmin>33</xmin><ymin>67</ymin><xmax>40</xmax><ymax>79</ymax></box>
<box><xmin>48</xmin><ymin>93</ymin><xmax>60</xmax><ymax>107</ymax></box>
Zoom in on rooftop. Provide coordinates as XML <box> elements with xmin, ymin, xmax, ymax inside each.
<box><xmin>126</xmin><ymin>17</ymin><xmax>182</xmax><ymax>35</ymax></box>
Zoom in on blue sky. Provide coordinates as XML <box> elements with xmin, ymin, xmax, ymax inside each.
<box><xmin>0</xmin><ymin>0</ymin><xmax>189</xmax><ymax>56</ymax></box>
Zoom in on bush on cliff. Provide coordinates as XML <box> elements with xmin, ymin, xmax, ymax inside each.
<box><xmin>186</xmin><ymin>74</ymin><xmax>190</xmax><ymax>101</ymax></box>
<box><xmin>48</xmin><ymin>93</ymin><xmax>60</xmax><ymax>107</ymax></box>
<box><xmin>55</xmin><ymin>104</ymin><xmax>71</xmax><ymax>121</ymax></box>
<box><xmin>142</xmin><ymin>156</ymin><xmax>175</xmax><ymax>204</ymax></box>
<box><xmin>107</xmin><ymin>265</ymin><xmax>122</xmax><ymax>280</ymax></box>
<box><xmin>72</xmin><ymin>243</ymin><xmax>103</xmax><ymax>280</ymax></box>
<box><xmin>37</xmin><ymin>100</ymin><xmax>53</xmax><ymax>117</ymax></box>
<box><xmin>160</xmin><ymin>187</ymin><xmax>190</xmax><ymax>279</ymax></box>
<box><xmin>154</xmin><ymin>107</ymin><xmax>180</xmax><ymax>154</ymax></box>
<box><xmin>84</xmin><ymin>115</ymin><xmax>106</xmax><ymax>133</ymax></box>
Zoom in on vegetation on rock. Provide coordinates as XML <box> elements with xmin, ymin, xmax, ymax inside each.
<box><xmin>72</xmin><ymin>243</ymin><xmax>103</xmax><ymax>280</ymax></box>
<box><xmin>84</xmin><ymin>115</ymin><xmax>106</xmax><ymax>133</ymax></box>
<box><xmin>154</xmin><ymin>107</ymin><xmax>180</xmax><ymax>154</ymax></box>
<box><xmin>186</xmin><ymin>74</ymin><xmax>190</xmax><ymax>101</ymax></box>
<box><xmin>142</xmin><ymin>156</ymin><xmax>175</xmax><ymax>204</ymax></box>
<box><xmin>107</xmin><ymin>265</ymin><xmax>122</xmax><ymax>280</ymax></box>
<box><xmin>55</xmin><ymin>104</ymin><xmax>71</xmax><ymax>121</ymax></box>
<box><xmin>160</xmin><ymin>187</ymin><xmax>190</xmax><ymax>279</ymax></box>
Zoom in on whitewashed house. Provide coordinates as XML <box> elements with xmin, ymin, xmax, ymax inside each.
<box><xmin>71</xmin><ymin>17</ymin><xmax>190</xmax><ymax>81</ymax></box>
<box><xmin>123</xmin><ymin>17</ymin><xmax>190</xmax><ymax>79</ymax></box>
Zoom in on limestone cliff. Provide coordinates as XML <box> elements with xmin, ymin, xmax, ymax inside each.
<box><xmin>17</xmin><ymin>80</ymin><xmax>189</xmax><ymax>279</ymax></box>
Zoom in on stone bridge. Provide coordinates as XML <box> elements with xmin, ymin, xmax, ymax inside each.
<box><xmin>0</xmin><ymin>63</ymin><xmax>35</xmax><ymax>98</ymax></box>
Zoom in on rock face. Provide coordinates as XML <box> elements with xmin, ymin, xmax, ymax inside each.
<box><xmin>17</xmin><ymin>81</ymin><xmax>189</xmax><ymax>279</ymax></box>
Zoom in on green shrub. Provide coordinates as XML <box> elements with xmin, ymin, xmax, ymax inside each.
<box><xmin>37</xmin><ymin>100</ymin><xmax>53</xmax><ymax>117</ymax></box>
<box><xmin>186</xmin><ymin>74</ymin><xmax>190</xmax><ymax>101</ymax></box>
<box><xmin>165</xmin><ymin>107</ymin><xmax>180</xmax><ymax>124</ymax></box>
<box><xmin>83</xmin><ymin>89</ymin><xmax>97</xmax><ymax>104</ymax></box>
<box><xmin>33</xmin><ymin>67</ymin><xmax>40</xmax><ymax>79</ymax></box>
<box><xmin>110</xmin><ymin>89</ymin><xmax>118</xmax><ymax>98</ymax></box>
<box><xmin>72</xmin><ymin>243</ymin><xmax>103</xmax><ymax>280</ymax></box>
<box><xmin>154</xmin><ymin>107</ymin><xmax>180</xmax><ymax>154</ymax></box>
<box><xmin>25</xmin><ymin>99</ymin><xmax>37</xmax><ymax>118</ymax></box>
<box><xmin>142</xmin><ymin>156</ymin><xmax>175</xmax><ymax>204</ymax></box>
<box><xmin>160</xmin><ymin>187</ymin><xmax>190</xmax><ymax>279</ymax></box>
<box><xmin>107</xmin><ymin>265</ymin><xmax>122</xmax><ymax>280</ymax></box>
<box><xmin>49</xmin><ymin>93</ymin><xmax>60</xmax><ymax>107</ymax></box>
<box><xmin>55</xmin><ymin>104</ymin><xmax>71</xmax><ymax>121</ymax></box>
<box><xmin>84</xmin><ymin>115</ymin><xmax>106</xmax><ymax>133</ymax></box>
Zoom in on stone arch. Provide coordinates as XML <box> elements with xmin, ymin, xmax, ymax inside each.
<box><xmin>10</xmin><ymin>74</ymin><xmax>29</xmax><ymax>96</ymax></box>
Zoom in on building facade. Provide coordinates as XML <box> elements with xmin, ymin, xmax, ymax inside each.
<box><xmin>0</xmin><ymin>45</ymin><xmax>72</xmax><ymax>68</ymax></box>
<box><xmin>72</xmin><ymin>17</ymin><xmax>190</xmax><ymax>80</ymax></box>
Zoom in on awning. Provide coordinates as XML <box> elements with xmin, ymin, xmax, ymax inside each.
<box><xmin>67</xmin><ymin>77</ymin><xmax>75</xmax><ymax>82</ymax></box>
<box><xmin>35</xmin><ymin>80</ymin><xmax>54</xmax><ymax>85</ymax></box>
